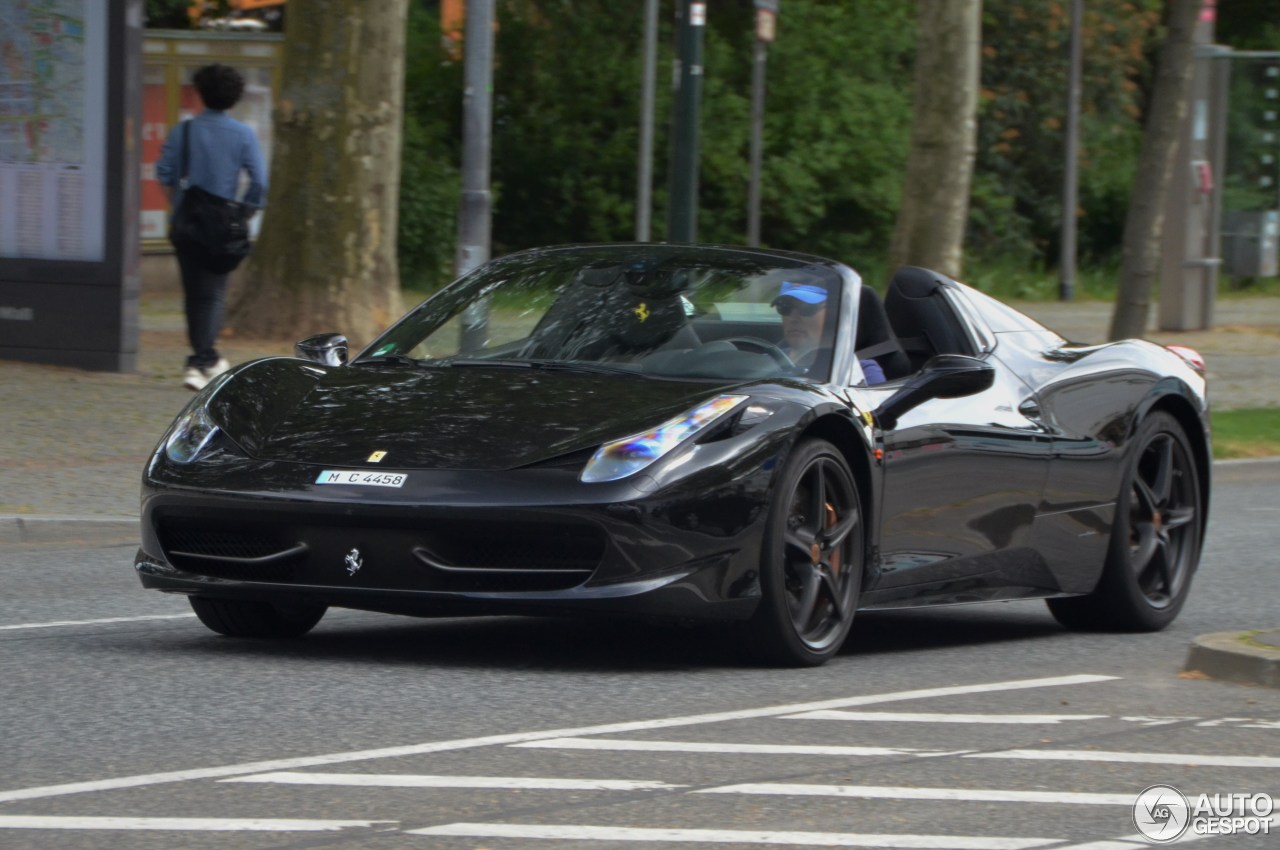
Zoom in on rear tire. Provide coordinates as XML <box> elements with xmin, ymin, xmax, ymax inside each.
<box><xmin>189</xmin><ymin>596</ymin><xmax>327</xmax><ymax>638</ymax></box>
<box><xmin>744</xmin><ymin>438</ymin><xmax>863</xmax><ymax>667</ymax></box>
<box><xmin>1047</xmin><ymin>411</ymin><xmax>1202</xmax><ymax>631</ymax></box>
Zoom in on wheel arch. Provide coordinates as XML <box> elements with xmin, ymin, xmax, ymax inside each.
<box><xmin>1141</xmin><ymin>390</ymin><xmax>1212</xmax><ymax>536</ymax></box>
<box><xmin>796</xmin><ymin>411</ymin><xmax>876</xmax><ymax>563</ymax></box>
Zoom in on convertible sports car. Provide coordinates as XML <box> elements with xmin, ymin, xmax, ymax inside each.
<box><xmin>135</xmin><ymin>244</ymin><xmax>1210</xmax><ymax>666</ymax></box>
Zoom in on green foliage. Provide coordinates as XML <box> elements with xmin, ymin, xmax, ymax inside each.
<box><xmin>962</xmin><ymin>256</ymin><xmax>1122</xmax><ymax>301</ymax></box>
<box><xmin>489</xmin><ymin>0</ymin><xmax>658</xmax><ymax>250</ymax></box>
<box><xmin>700</xmin><ymin>0</ymin><xmax>916</xmax><ymax>261</ymax></box>
<box><xmin>1215</xmin><ymin>0</ymin><xmax>1280</xmax><ymax>51</ymax></box>
<box><xmin>145</xmin><ymin>0</ymin><xmax>193</xmax><ymax>28</ymax></box>
<box><xmin>975</xmin><ymin>0</ymin><xmax>1162</xmax><ymax>266</ymax></box>
<box><xmin>398</xmin><ymin>3</ymin><xmax>464</xmax><ymax>292</ymax></box>
<box><xmin>474</xmin><ymin>0</ymin><xmax>916</xmax><ymax>268</ymax></box>
<box><xmin>399</xmin><ymin>0</ymin><xmax>1276</xmax><ymax>292</ymax></box>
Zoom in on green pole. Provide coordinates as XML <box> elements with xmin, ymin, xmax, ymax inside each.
<box><xmin>667</xmin><ymin>0</ymin><xmax>706</xmax><ymax>243</ymax></box>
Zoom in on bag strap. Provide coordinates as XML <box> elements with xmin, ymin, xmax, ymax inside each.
<box><xmin>179</xmin><ymin>120</ymin><xmax>190</xmax><ymax>190</ymax></box>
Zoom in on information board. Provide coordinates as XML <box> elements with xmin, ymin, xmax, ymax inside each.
<box><xmin>0</xmin><ymin>0</ymin><xmax>108</xmax><ymax>262</ymax></box>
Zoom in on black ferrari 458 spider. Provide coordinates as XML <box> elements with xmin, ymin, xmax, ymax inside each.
<box><xmin>136</xmin><ymin>244</ymin><xmax>1210</xmax><ymax>666</ymax></box>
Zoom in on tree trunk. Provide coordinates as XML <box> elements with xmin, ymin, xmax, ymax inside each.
<box><xmin>229</xmin><ymin>0</ymin><xmax>408</xmax><ymax>346</ymax></box>
<box><xmin>889</xmin><ymin>0</ymin><xmax>981</xmax><ymax>279</ymax></box>
<box><xmin>1109</xmin><ymin>0</ymin><xmax>1199</xmax><ymax>341</ymax></box>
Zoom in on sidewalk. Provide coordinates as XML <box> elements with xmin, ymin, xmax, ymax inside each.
<box><xmin>2</xmin><ymin>290</ymin><xmax>1278</xmax><ymax>522</ymax></box>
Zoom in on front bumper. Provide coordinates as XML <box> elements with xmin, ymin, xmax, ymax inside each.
<box><xmin>136</xmin><ymin>455</ymin><xmax>775</xmax><ymax>622</ymax></box>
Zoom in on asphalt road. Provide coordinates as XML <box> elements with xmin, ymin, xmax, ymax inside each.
<box><xmin>1</xmin><ymin>461</ymin><xmax>1277</xmax><ymax>849</ymax></box>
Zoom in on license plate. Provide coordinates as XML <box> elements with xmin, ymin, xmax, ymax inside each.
<box><xmin>315</xmin><ymin>470</ymin><xmax>408</xmax><ymax>488</ymax></box>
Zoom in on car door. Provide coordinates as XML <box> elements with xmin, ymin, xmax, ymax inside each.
<box><xmin>855</xmin><ymin>284</ymin><xmax>1055</xmax><ymax>606</ymax></box>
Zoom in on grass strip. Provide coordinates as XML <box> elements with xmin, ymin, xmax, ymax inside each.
<box><xmin>1212</xmin><ymin>407</ymin><xmax>1280</xmax><ymax>459</ymax></box>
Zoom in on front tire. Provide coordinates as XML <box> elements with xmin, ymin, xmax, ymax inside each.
<box><xmin>189</xmin><ymin>596</ymin><xmax>327</xmax><ymax>638</ymax></box>
<box><xmin>744</xmin><ymin>438</ymin><xmax>863</xmax><ymax>667</ymax></box>
<box><xmin>1047</xmin><ymin>411</ymin><xmax>1202</xmax><ymax>631</ymax></box>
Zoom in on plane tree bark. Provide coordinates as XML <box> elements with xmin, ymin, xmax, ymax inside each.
<box><xmin>888</xmin><ymin>0</ymin><xmax>982</xmax><ymax>279</ymax></box>
<box><xmin>230</xmin><ymin>0</ymin><xmax>408</xmax><ymax>346</ymax></box>
<box><xmin>1109</xmin><ymin>0</ymin><xmax>1199</xmax><ymax>341</ymax></box>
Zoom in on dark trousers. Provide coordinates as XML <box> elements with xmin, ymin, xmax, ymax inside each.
<box><xmin>176</xmin><ymin>250</ymin><xmax>230</xmax><ymax>370</ymax></box>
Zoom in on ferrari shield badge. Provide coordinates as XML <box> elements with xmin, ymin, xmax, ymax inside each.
<box><xmin>345</xmin><ymin>548</ymin><xmax>363</xmax><ymax>576</ymax></box>
<box><xmin>367</xmin><ymin>450</ymin><xmax>387</xmax><ymax>463</ymax></box>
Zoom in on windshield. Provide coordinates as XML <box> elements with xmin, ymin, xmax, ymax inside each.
<box><xmin>361</xmin><ymin>245</ymin><xmax>848</xmax><ymax>382</ymax></box>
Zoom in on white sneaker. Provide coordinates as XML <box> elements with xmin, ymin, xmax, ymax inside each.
<box><xmin>183</xmin><ymin>367</ymin><xmax>209</xmax><ymax>391</ymax></box>
<box><xmin>203</xmin><ymin>358</ymin><xmax>231</xmax><ymax>380</ymax></box>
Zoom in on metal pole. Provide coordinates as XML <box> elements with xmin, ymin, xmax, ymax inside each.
<box><xmin>667</xmin><ymin>0</ymin><xmax>706</xmax><ymax>243</ymax></box>
<box><xmin>636</xmin><ymin>0</ymin><xmax>659</xmax><ymax>241</ymax></box>
<box><xmin>1059</xmin><ymin>0</ymin><xmax>1082</xmax><ymax>301</ymax></box>
<box><xmin>456</xmin><ymin>0</ymin><xmax>495</xmax><ymax>351</ymax></box>
<box><xmin>747</xmin><ymin>38</ymin><xmax>766</xmax><ymax>247</ymax></box>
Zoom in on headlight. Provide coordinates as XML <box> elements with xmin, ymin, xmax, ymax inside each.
<box><xmin>580</xmin><ymin>394</ymin><xmax>748</xmax><ymax>483</ymax></box>
<box><xmin>164</xmin><ymin>406</ymin><xmax>221</xmax><ymax>464</ymax></box>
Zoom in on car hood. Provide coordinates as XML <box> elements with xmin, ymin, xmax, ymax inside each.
<box><xmin>208</xmin><ymin>358</ymin><xmax>736</xmax><ymax>470</ymax></box>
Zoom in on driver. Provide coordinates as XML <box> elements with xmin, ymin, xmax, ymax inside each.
<box><xmin>772</xmin><ymin>282</ymin><xmax>885</xmax><ymax>384</ymax></box>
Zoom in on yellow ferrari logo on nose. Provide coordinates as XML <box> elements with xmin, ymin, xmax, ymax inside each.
<box><xmin>634</xmin><ymin>302</ymin><xmax>650</xmax><ymax>322</ymax></box>
<box><xmin>367</xmin><ymin>451</ymin><xmax>387</xmax><ymax>463</ymax></box>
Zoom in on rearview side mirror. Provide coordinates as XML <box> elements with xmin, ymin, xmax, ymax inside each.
<box><xmin>295</xmin><ymin>333</ymin><xmax>349</xmax><ymax>367</ymax></box>
<box><xmin>873</xmin><ymin>354</ymin><xmax>995</xmax><ymax>430</ymax></box>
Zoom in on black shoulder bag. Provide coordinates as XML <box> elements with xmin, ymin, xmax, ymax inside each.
<box><xmin>169</xmin><ymin>120</ymin><xmax>254</xmax><ymax>274</ymax></box>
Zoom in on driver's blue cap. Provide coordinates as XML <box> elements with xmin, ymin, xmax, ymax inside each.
<box><xmin>773</xmin><ymin>281</ymin><xmax>828</xmax><ymax>305</ymax></box>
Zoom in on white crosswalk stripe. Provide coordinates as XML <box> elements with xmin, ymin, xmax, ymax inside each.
<box><xmin>784</xmin><ymin>711</ymin><xmax>1108</xmax><ymax>724</ymax></box>
<box><xmin>223</xmin><ymin>771</ymin><xmax>685</xmax><ymax>790</ymax></box>
<box><xmin>0</xmin><ymin>816</ymin><xmax>389</xmax><ymax>832</ymax></box>
<box><xmin>697</xmin><ymin>784</ymin><xmax>1139</xmax><ymax>805</ymax></box>
<box><xmin>406</xmin><ymin>822</ymin><xmax>1061</xmax><ymax>848</ymax></box>
<box><xmin>513</xmin><ymin>737</ymin><xmax>952</xmax><ymax>756</ymax></box>
<box><xmin>967</xmin><ymin>749</ymin><xmax>1280</xmax><ymax>768</ymax></box>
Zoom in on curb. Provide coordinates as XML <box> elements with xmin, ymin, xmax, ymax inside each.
<box><xmin>1185</xmin><ymin>631</ymin><xmax>1280</xmax><ymax>689</ymax></box>
<box><xmin>0</xmin><ymin>515</ymin><xmax>138</xmax><ymax>547</ymax></box>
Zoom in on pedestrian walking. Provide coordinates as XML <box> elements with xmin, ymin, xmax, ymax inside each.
<box><xmin>155</xmin><ymin>63</ymin><xmax>267</xmax><ymax>391</ymax></box>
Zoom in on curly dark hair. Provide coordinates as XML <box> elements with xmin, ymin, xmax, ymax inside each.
<box><xmin>193</xmin><ymin>63</ymin><xmax>245</xmax><ymax>111</ymax></box>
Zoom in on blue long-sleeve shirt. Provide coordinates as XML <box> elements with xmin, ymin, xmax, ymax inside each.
<box><xmin>155</xmin><ymin>110</ymin><xmax>267</xmax><ymax>211</ymax></box>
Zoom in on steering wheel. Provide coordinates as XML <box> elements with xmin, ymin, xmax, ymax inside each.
<box><xmin>718</xmin><ymin>337</ymin><xmax>794</xmax><ymax>370</ymax></box>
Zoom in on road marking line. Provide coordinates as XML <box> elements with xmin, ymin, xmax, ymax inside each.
<box><xmin>0</xmin><ymin>816</ymin><xmax>388</xmax><ymax>832</ymax></box>
<box><xmin>406</xmin><ymin>823</ymin><xmax>1060</xmax><ymax>848</ymax></box>
<box><xmin>514</xmin><ymin>738</ymin><xmax>936</xmax><ymax>757</ymax></box>
<box><xmin>0</xmin><ymin>614</ymin><xmax>195</xmax><ymax>631</ymax></box>
<box><xmin>223</xmin><ymin>772</ymin><xmax>685</xmax><ymax>791</ymax></box>
<box><xmin>697</xmin><ymin>784</ymin><xmax>1137</xmax><ymax>805</ymax></box>
<box><xmin>968</xmin><ymin>749</ymin><xmax>1280</xmax><ymax>768</ymax></box>
<box><xmin>1055</xmin><ymin>814</ymin><xmax>1280</xmax><ymax>848</ymax></box>
<box><xmin>783</xmin><ymin>711</ymin><xmax>1108</xmax><ymax>724</ymax></box>
<box><xmin>0</xmin><ymin>673</ymin><xmax>1114</xmax><ymax>804</ymax></box>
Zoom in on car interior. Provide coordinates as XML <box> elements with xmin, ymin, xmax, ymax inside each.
<box><xmin>485</xmin><ymin>264</ymin><xmax>980</xmax><ymax>385</ymax></box>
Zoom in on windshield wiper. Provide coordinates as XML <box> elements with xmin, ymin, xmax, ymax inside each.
<box><xmin>352</xmin><ymin>354</ymin><xmax>424</xmax><ymax>368</ymax></box>
<box><xmin>446</xmin><ymin>358</ymin><xmax>645</xmax><ymax>377</ymax></box>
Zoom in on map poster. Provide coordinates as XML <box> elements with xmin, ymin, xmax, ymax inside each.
<box><xmin>0</xmin><ymin>0</ymin><xmax>108</xmax><ymax>263</ymax></box>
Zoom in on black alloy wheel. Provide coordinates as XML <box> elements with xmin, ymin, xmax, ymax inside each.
<box><xmin>745</xmin><ymin>438</ymin><xmax>863</xmax><ymax>666</ymax></box>
<box><xmin>1048</xmin><ymin>411</ymin><xmax>1202</xmax><ymax>631</ymax></box>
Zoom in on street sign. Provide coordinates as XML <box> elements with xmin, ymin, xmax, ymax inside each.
<box><xmin>756</xmin><ymin>9</ymin><xmax>776</xmax><ymax>42</ymax></box>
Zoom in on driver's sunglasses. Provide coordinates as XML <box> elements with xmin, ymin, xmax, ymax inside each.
<box><xmin>774</xmin><ymin>299</ymin><xmax>824</xmax><ymax>318</ymax></box>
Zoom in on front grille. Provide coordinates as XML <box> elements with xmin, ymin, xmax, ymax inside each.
<box><xmin>153</xmin><ymin>512</ymin><xmax>607</xmax><ymax>593</ymax></box>
<box><xmin>418</xmin><ymin>520</ymin><xmax>604</xmax><ymax>572</ymax></box>
<box><xmin>157</xmin><ymin>520</ymin><xmax>303</xmax><ymax>583</ymax></box>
